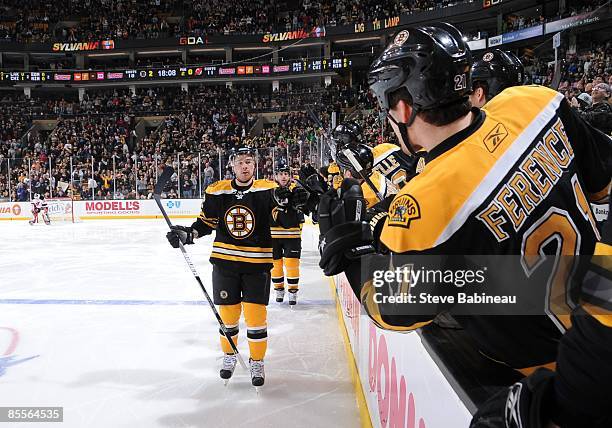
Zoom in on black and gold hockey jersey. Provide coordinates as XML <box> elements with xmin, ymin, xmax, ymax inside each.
<box><xmin>192</xmin><ymin>179</ymin><xmax>278</xmax><ymax>273</ymax></box>
<box><xmin>359</xmin><ymin>85</ymin><xmax>611</xmax><ymax>369</ymax></box>
<box><xmin>371</xmin><ymin>143</ymin><xmax>419</xmax><ymax>188</ymax></box>
<box><xmin>270</xmin><ymin>183</ymin><xmax>304</xmax><ymax>239</ymax></box>
<box><xmin>362</xmin><ymin>171</ymin><xmax>397</xmax><ymax>208</ymax></box>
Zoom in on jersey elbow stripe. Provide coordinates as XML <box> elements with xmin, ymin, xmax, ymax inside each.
<box><xmin>587</xmin><ymin>182</ymin><xmax>611</xmax><ymax>203</ymax></box>
<box><xmin>581</xmin><ymin>303</ymin><xmax>612</xmax><ymax>327</ymax></box>
<box><xmin>595</xmin><ymin>242</ymin><xmax>612</xmax><ymax>256</ymax></box>
<box><xmin>361</xmin><ymin>282</ymin><xmax>431</xmax><ymax>332</ymax></box>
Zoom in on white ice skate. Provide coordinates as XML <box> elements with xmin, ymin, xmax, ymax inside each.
<box><xmin>288</xmin><ymin>290</ymin><xmax>298</xmax><ymax>307</ymax></box>
<box><xmin>220</xmin><ymin>354</ymin><xmax>237</xmax><ymax>385</ymax></box>
<box><xmin>249</xmin><ymin>358</ymin><xmax>265</xmax><ymax>391</ymax></box>
<box><xmin>274</xmin><ymin>288</ymin><xmax>285</xmax><ymax>303</ymax></box>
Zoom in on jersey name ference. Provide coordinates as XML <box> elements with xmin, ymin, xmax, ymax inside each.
<box><xmin>477</xmin><ymin>117</ymin><xmax>575</xmax><ymax>241</ymax></box>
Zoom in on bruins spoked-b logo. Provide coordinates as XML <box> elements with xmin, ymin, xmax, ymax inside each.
<box><xmin>482</xmin><ymin>52</ymin><xmax>495</xmax><ymax>62</ymax></box>
<box><xmin>225</xmin><ymin>205</ymin><xmax>255</xmax><ymax>239</ymax></box>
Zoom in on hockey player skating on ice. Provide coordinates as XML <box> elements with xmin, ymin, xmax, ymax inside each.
<box><xmin>270</xmin><ymin>164</ymin><xmax>309</xmax><ymax>305</ymax></box>
<box><xmin>319</xmin><ymin>23</ymin><xmax>611</xmax><ymax>427</ymax></box>
<box><xmin>29</xmin><ymin>194</ymin><xmax>50</xmax><ymax>225</ymax></box>
<box><xmin>166</xmin><ymin>147</ymin><xmax>301</xmax><ymax>387</ymax></box>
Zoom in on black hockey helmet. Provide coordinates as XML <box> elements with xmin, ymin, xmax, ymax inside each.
<box><xmin>331</xmin><ymin>121</ymin><xmax>363</xmax><ymax>146</ymax></box>
<box><xmin>471</xmin><ymin>49</ymin><xmax>524</xmax><ymax>99</ymax></box>
<box><xmin>368</xmin><ymin>23</ymin><xmax>472</xmax><ymax>114</ymax></box>
<box><xmin>275</xmin><ymin>159</ymin><xmax>290</xmax><ymax>174</ymax></box>
<box><xmin>329</xmin><ymin>121</ymin><xmax>369</xmax><ymax>174</ymax></box>
<box><xmin>333</xmin><ymin>143</ymin><xmax>374</xmax><ymax>176</ymax></box>
<box><xmin>229</xmin><ymin>146</ymin><xmax>256</xmax><ymax>164</ymax></box>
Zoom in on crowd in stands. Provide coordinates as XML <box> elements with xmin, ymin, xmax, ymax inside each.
<box><xmin>2</xmin><ymin>0</ymin><xmax>471</xmax><ymax>43</ymax></box>
<box><xmin>521</xmin><ymin>40</ymin><xmax>612</xmax><ymax>134</ymax></box>
<box><xmin>0</xmin><ymin>0</ymin><xmax>179</xmax><ymax>43</ymax></box>
<box><xmin>2</xmin><ymin>0</ymin><xmax>609</xmax><ymax>43</ymax></box>
<box><xmin>0</xmin><ymin>81</ymin><xmax>363</xmax><ymax>201</ymax></box>
<box><xmin>1</xmin><ymin>31</ymin><xmax>611</xmax><ymax>202</ymax></box>
<box><xmin>502</xmin><ymin>0</ymin><xmax>608</xmax><ymax>34</ymax></box>
<box><xmin>523</xmin><ymin>40</ymin><xmax>611</xmax><ymax>87</ymax></box>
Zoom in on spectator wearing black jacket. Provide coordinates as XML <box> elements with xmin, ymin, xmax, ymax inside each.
<box><xmin>580</xmin><ymin>82</ymin><xmax>612</xmax><ymax>135</ymax></box>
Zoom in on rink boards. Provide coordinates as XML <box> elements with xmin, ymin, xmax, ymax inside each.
<box><xmin>0</xmin><ymin>199</ymin><xmax>203</xmax><ymax>221</ymax></box>
<box><xmin>2</xmin><ymin>199</ymin><xmax>607</xmax><ymax>223</ymax></box>
<box><xmin>332</xmin><ymin>274</ymin><xmax>472</xmax><ymax>428</ymax></box>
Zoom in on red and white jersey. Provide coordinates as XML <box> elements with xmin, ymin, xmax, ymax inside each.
<box><xmin>31</xmin><ymin>199</ymin><xmax>43</xmax><ymax>211</ymax></box>
<box><xmin>31</xmin><ymin>199</ymin><xmax>48</xmax><ymax>211</ymax></box>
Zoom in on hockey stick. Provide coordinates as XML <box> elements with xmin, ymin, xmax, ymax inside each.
<box><xmin>342</xmin><ymin>148</ymin><xmax>384</xmax><ymax>202</ymax></box>
<box><xmin>153</xmin><ymin>166</ymin><xmax>248</xmax><ymax>371</ymax></box>
<box><xmin>306</xmin><ymin>106</ymin><xmax>384</xmax><ymax>202</ymax></box>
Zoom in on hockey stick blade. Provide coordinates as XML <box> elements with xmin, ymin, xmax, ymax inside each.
<box><xmin>342</xmin><ymin>148</ymin><xmax>383</xmax><ymax>202</ymax></box>
<box><xmin>154</xmin><ymin>166</ymin><xmax>174</xmax><ymax>196</ymax></box>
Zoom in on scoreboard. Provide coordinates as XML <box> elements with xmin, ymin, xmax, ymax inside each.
<box><xmin>0</xmin><ymin>57</ymin><xmax>352</xmax><ymax>85</ymax></box>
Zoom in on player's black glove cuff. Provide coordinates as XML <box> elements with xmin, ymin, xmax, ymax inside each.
<box><xmin>470</xmin><ymin>368</ymin><xmax>554</xmax><ymax>428</ymax></box>
<box><xmin>166</xmin><ymin>225</ymin><xmax>195</xmax><ymax>248</ymax></box>
<box><xmin>273</xmin><ymin>186</ymin><xmax>292</xmax><ymax>207</ymax></box>
<box><xmin>291</xmin><ymin>185</ymin><xmax>310</xmax><ymax>210</ymax></box>
<box><xmin>319</xmin><ymin>221</ymin><xmax>375</xmax><ymax>276</ymax></box>
<box><xmin>303</xmin><ymin>172</ymin><xmax>328</xmax><ymax>195</ymax></box>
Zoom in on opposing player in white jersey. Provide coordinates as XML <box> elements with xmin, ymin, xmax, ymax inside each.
<box><xmin>29</xmin><ymin>194</ymin><xmax>50</xmax><ymax>225</ymax></box>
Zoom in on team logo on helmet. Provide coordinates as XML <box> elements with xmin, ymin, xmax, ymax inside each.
<box><xmin>483</xmin><ymin>52</ymin><xmax>495</xmax><ymax>62</ymax></box>
<box><xmin>392</xmin><ymin>30</ymin><xmax>410</xmax><ymax>47</ymax></box>
<box><xmin>225</xmin><ymin>205</ymin><xmax>255</xmax><ymax>239</ymax></box>
<box><xmin>388</xmin><ymin>194</ymin><xmax>421</xmax><ymax>228</ymax></box>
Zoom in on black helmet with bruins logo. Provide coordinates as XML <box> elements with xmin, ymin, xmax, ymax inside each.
<box><xmin>471</xmin><ymin>49</ymin><xmax>524</xmax><ymax>99</ymax></box>
<box><xmin>368</xmin><ymin>23</ymin><xmax>472</xmax><ymax>113</ymax></box>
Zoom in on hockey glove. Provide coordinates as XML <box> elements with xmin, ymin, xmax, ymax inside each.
<box><xmin>166</xmin><ymin>225</ymin><xmax>195</xmax><ymax>248</ymax></box>
<box><xmin>291</xmin><ymin>185</ymin><xmax>310</xmax><ymax>210</ymax></box>
<box><xmin>470</xmin><ymin>368</ymin><xmax>555</xmax><ymax>428</ymax></box>
<box><xmin>299</xmin><ymin>164</ymin><xmax>328</xmax><ymax>195</ymax></box>
<box><xmin>318</xmin><ymin>178</ymin><xmax>375</xmax><ymax>276</ymax></box>
<box><xmin>273</xmin><ymin>186</ymin><xmax>292</xmax><ymax>207</ymax></box>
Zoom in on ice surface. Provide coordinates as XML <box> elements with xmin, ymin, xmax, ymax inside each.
<box><xmin>0</xmin><ymin>220</ymin><xmax>360</xmax><ymax>428</ymax></box>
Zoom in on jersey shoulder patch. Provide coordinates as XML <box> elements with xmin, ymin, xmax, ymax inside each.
<box><xmin>387</xmin><ymin>194</ymin><xmax>421</xmax><ymax>228</ymax></box>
